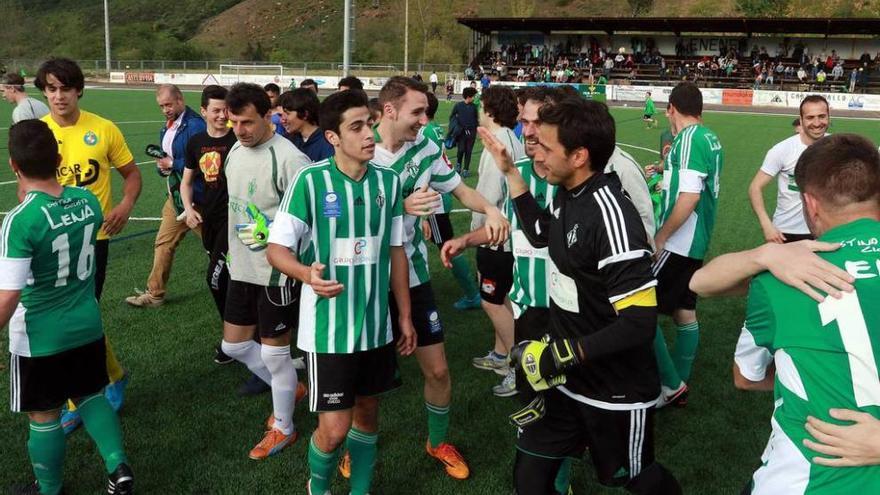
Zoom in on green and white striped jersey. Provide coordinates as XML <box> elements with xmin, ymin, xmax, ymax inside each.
<box><xmin>737</xmin><ymin>218</ymin><xmax>880</xmax><ymax>494</ymax></box>
<box><xmin>659</xmin><ymin>123</ymin><xmax>722</xmax><ymax>260</ymax></box>
<box><xmin>507</xmin><ymin>158</ymin><xmax>557</xmax><ymax>312</ymax></box>
<box><xmin>270</xmin><ymin>157</ymin><xmax>404</xmax><ymax>354</ymax></box>
<box><xmin>421</xmin><ymin>122</ymin><xmax>454</xmax><ymax>215</ymax></box>
<box><xmin>373</xmin><ymin>129</ymin><xmax>461</xmax><ymax>287</ymax></box>
<box><xmin>0</xmin><ymin>187</ymin><xmax>103</xmax><ymax>357</ymax></box>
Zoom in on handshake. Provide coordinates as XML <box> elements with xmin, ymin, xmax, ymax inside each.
<box><xmin>235</xmin><ymin>203</ymin><xmax>273</xmax><ymax>251</ymax></box>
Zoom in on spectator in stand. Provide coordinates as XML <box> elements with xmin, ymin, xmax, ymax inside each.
<box><xmin>753</xmin><ymin>71</ymin><xmax>764</xmax><ymax>90</ymax></box>
<box><xmin>849</xmin><ymin>68</ymin><xmax>859</xmax><ymax>93</ymax></box>
<box><xmin>765</xmin><ymin>65</ymin><xmax>774</xmax><ymax>86</ymax></box>
<box><xmin>614</xmin><ymin>50</ymin><xmax>625</xmax><ymax>67</ymax></box>
<box><xmin>797</xmin><ymin>66</ymin><xmax>808</xmax><ymax>83</ymax></box>
<box><xmin>816</xmin><ymin>68</ymin><xmax>827</xmax><ymax>85</ymax></box>
<box><xmin>480</xmin><ymin>72</ymin><xmax>491</xmax><ymax>90</ymax></box>
<box><xmin>832</xmin><ymin>63</ymin><xmax>844</xmax><ymax>81</ymax></box>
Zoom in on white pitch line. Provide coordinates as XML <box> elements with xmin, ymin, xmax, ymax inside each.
<box><xmin>617</xmin><ymin>142</ymin><xmax>660</xmax><ymax>154</ymax></box>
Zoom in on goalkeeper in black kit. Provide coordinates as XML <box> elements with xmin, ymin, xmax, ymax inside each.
<box><xmin>477</xmin><ymin>96</ymin><xmax>681</xmax><ymax>495</ymax></box>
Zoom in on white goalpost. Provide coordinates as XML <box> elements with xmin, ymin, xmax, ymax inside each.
<box><xmin>219</xmin><ymin>64</ymin><xmax>284</xmax><ymax>86</ymax></box>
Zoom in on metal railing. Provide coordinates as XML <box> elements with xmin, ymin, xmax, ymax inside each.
<box><xmin>1</xmin><ymin>59</ymin><xmax>470</xmax><ymax>77</ymax></box>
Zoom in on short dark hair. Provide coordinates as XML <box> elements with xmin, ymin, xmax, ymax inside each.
<box><xmin>0</xmin><ymin>73</ymin><xmax>25</xmax><ymax>91</ymax></box>
<box><xmin>480</xmin><ymin>86</ymin><xmax>518</xmax><ymax>128</ymax></box>
<box><xmin>668</xmin><ymin>82</ymin><xmax>702</xmax><ymax>117</ymax></box>
<box><xmin>300</xmin><ymin>78</ymin><xmax>318</xmax><ymax>89</ymax></box>
<box><xmin>378</xmin><ymin>76</ymin><xmax>428</xmax><ymax>108</ymax></box>
<box><xmin>792</xmin><ymin>117</ymin><xmax>801</xmax><ymax>127</ymax></box>
<box><xmin>277</xmin><ymin>88</ymin><xmax>320</xmax><ymax>125</ymax></box>
<box><xmin>425</xmin><ymin>91</ymin><xmax>439</xmax><ymax>119</ymax></box>
<box><xmin>538</xmin><ymin>97</ymin><xmax>616</xmax><ymax>172</ymax></box>
<box><xmin>226</xmin><ymin>83</ymin><xmax>272</xmax><ymax>117</ymax></box>
<box><xmin>319</xmin><ymin>89</ymin><xmax>369</xmax><ymax>136</ymax></box>
<box><xmin>35</xmin><ymin>57</ymin><xmax>85</xmax><ymax>97</ymax></box>
<box><xmin>201</xmin><ymin>85</ymin><xmax>228</xmax><ymax>108</ymax></box>
<box><xmin>368</xmin><ymin>97</ymin><xmax>382</xmax><ymax>117</ymax></box>
<box><xmin>795</xmin><ymin>133</ymin><xmax>880</xmax><ymax>209</ymax></box>
<box><xmin>8</xmin><ymin>120</ymin><xmax>58</xmax><ymax>180</ymax></box>
<box><xmin>521</xmin><ymin>86</ymin><xmax>553</xmax><ymax>106</ymax></box>
<box><xmin>338</xmin><ymin>76</ymin><xmax>364</xmax><ymax>90</ymax></box>
<box><xmin>263</xmin><ymin>83</ymin><xmax>281</xmax><ymax>94</ymax></box>
<box><xmin>554</xmin><ymin>85</ymin><xmax>581</xmax><ymax>100</ymax></box>
<box><xmin>462</xmin><ymin>87</ymin><xmax>478</xmax><ymax>99</ymax></box>
<box><xmin>799</xmin><ymin>94</ymin><xmax>829</xmax><ymax>117</ymax></box>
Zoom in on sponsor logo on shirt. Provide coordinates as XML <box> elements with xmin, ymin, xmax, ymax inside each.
<box><xmin>83</xmin><ymin>131</ymin><xmax>99</xmax><ymax>146</ymax></box>
<box><xmin>481</xmin><ymin>278</ymin><xmax>496</xmax><ymax>295</ymax></box>
<box><xmin>323</xmin><ymin>191</ymin><xmax>341</xmax><ymax>218</ymax></box>
<box><xmin>332</xmin><ymin>236</ymin><xmax>380</xmax><ymax>266</ymax></box>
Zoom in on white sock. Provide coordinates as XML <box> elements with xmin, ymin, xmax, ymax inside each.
<box><xmin>261</xmin><ymin>344</ymin><xmax>298</xmax><ymax>435</ymax></box>
<box><xmin>221</xmin><ymin>340</ymin><xmax>271</xmax><ymax>384</ymax></box>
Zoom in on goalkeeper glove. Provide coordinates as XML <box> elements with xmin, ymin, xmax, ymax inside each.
<box><xmin>510</xmin><ymin>335</ymin><xmax>580</xmax><ymax>392</ymax></box>
<box><xmin>235</xmin><ymin>203</ymin><xmax>272</xmax><ymax>251</ymax></box>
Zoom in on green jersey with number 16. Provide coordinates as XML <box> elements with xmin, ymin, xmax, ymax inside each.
<box><xmin>0</xmin><ymin>188</ymin><xmax>104</xmax><ymax>357</ymax></box>
<box><xmin>736</xmin><ymin>218</ymin><xmax>880</xmax><ymax>494</ymax></box>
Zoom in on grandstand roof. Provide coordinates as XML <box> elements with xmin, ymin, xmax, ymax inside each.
<box><xmin>456</xmin><ymin>17</ymin><xmax>880</xmax><ymax>37</ymax></box>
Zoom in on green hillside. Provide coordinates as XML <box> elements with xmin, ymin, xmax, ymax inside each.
<box><xmin>1</xmin><ymin>0</ymin><xmax>879</xmax><ymax>65</ymax></box>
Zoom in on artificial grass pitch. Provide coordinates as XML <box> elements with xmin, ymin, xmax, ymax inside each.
<box><xmin>0</xmin><ymin>88</ymin><xmax>877</xmax><ymax>493</ymax></box>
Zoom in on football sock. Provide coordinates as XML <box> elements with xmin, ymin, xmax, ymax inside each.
<box><xmin>450</xmin><ymin>255</ymin><xmax>479</xmax><ymax>299</ymax></box>
<box><xmin>308</xmin><ymin>435</ymin><xmax>340</xmax><ymax>494</ymax></box>
<box><xmin>261</xmin><ymin>344</ymin><xmax>298</xmax><ymax>435</ymax></box>
<box><xmin>426</xmin><ymin>402</ymin><xmax>450</xmax><ymax>448</ymax></box>
<box><xmin>27</xmin><ymin>419</ymin><xmax>65</xmax><ymax>495</ymax></box>
<box><xmin>347</xmin><ymin>428</ymin><xmax>378</xmax><ymax>495</ymax></box>
<box><xmin>105</xmin><ymin>337</ymin><xmax>125</xmax><ymax>383</ymax></box>
<box><xmin>77</xmin><ymin>394</ymin><xmax>127</xmax><ymax>473</ymax></box>
<box><xmin>653</xmin><ymin>326</ymin><xmax>682</xmax><ymax>389</ymax></box>
<box><xmin>554</xmin><ymin>458</ymin><xmax>572</xmax><ymax>494</ymax></box>
<box><xmin>672</xmin><ymin>321</ymin><xmax>700</xmax><ymax>382</ymax></box>
<box><xmin>221</xmin><ymin>340</ymin><xmax>271</xmax><ymax>385</ymax></box>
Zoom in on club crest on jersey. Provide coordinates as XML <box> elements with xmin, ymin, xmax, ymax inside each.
<box><xmin>375</xmin><ymin>193</ymin><xmax>385</xmax><ymax>208</ymax></box>
<box><xmin>566</xmin><ymin>224</ymin><xmax>579</xmax><ymax>248</ymax></box>
<box><xmin>404</xmin><ymin>160</ymin><xmax>419</xmax><ymax>178</ymax></box>
<box><xmin>83</xmin><ymin>131</ymin><xmax>98</xmax><ymax>146</ymax></box>
<box><xmin>323</xmin><ymin>191</ymin><xmax>341</xmax><ymax>218</ymax></box>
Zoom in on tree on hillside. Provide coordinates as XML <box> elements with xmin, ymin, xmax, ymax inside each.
<box><xmin>628</xmin><ymin>0</ymin><xmax>653</xmax><ymax>15</ymax></box>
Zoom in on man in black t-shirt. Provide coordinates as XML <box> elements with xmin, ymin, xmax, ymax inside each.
<box><xmin>478</xmin><ymin>97</ymin><xmax>681</xmax><ymax>495</ymax></box>
<box><xmin>180</xmin><ymin>86</ymin><xmax>238</xmax><ymax>361</ymax></box>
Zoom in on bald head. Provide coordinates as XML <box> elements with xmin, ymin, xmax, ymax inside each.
<box><xmin>156</xmin><ymin>84</ymin><xmax>185</xmax><ymax>121</ymax></box>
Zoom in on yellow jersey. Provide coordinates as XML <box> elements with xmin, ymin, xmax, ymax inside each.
<box><xmin>42</xmin><ymin>110</ymin><xmax>134</xmax><ymax>240</ymax></box>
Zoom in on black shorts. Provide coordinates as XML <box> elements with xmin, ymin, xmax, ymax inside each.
<box><xmin>224</xmin><ymin>279</ymin><xmax>299</xmax><ymax>338</ymax></box>
<box><xmin>516</xmin><ymin>388</ymin><xmax>656</xmax><ymax>487</ymax></box>
<box><xmin>477</xmin><ymin>247</ymin><xmax>514</xmax><ymax>305</ymax></box>
<box><xmin>514</xmin><ymin>306</ymin><xmax>551</xmax><ymax>401</ymax></box>
<box><xmin>643</xmin><ymin>114</ymin><xmax>654</xmax><ymax>120</ymax></box>
<box><xmin>202</xmin><ymin>218</ymin><xmax>229</xmax><ymax>256</ymax></box>
<box><xmin>10</xmin><ymin>338</ymin><xmax>109</xmax><ymax>413</ymax></box>
<box><xmin>783</xmin><ymin>233</ymin><xmax>815</xmax><ymax>243</ymax></box>
<box><xmin>306</xmin><ymin>344</ymin><xmax>401</xmax><ymax>412</ymax></box>
<box><xmin>390</xmin><ymin>282</ymin><xmax>444</xmax><ymax>347</ymax></box>
<box><xmin>652</xmin><ymin>250</ymin><xmax>703</xmax><ymax>315</ymax></box>
<box><xmin>427</xmin><ymin>213</ymin><xmax>454</xmax><ymax>248</ymax></box>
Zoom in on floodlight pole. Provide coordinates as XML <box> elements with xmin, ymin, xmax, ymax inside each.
<box><xmin>343</xmin><ymin>0</ymin><xmax>351</xmax><ymax>76</ymax></box>
<box><xmin>103</xmin><ymin>0</ymin><xmax>111</xmax><ymax>75</ymax></box>
<box><xmin>404</xmin><ymin>0</ymin><xmax>409</xmax><ymax>74</ymax></box>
